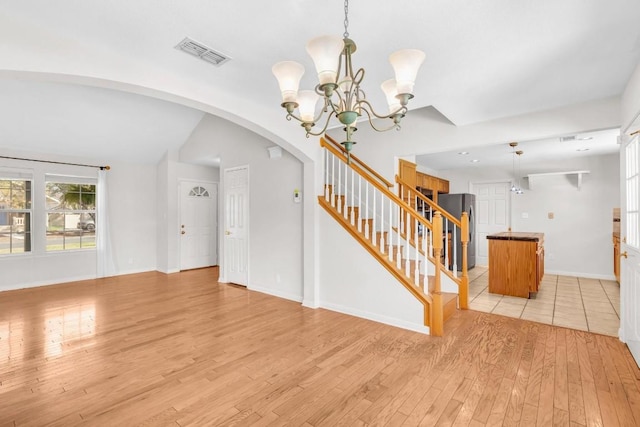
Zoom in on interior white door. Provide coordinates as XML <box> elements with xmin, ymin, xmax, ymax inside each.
<box><xmin>471</xmin><ymin>182</ymin><xmax>510</xmax><ymax>266</ymax></box>
<box><xmin>180</xmin><ymin>181</ymin><xmax>217</xmax><ymax>271</ymax></box>
<box><xmin>223</xmin><ymin>166</ymin><xmax>248</xmax><ymax>286</ymax></box>
<box><xmin>620</xmin><ymin>131</ymin><xmax>640</xmax><ymax>366</ymax></box>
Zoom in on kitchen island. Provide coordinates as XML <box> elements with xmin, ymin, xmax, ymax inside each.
<box><xmin>487</xmin><ymin>232</ymin><xmax>544</xmax><ymax>298</ymax></box>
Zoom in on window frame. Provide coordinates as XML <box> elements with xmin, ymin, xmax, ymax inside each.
<box><xmin>0</xmin><ymin>177</ymin><xmax>33</xmax><ymax>255</ymax></box>
<box><xmin>45</xmin><ymin>179</ymin><xmax>97</xmax><ymax>252</ymax></box>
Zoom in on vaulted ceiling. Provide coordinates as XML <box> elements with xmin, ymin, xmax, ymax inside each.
<box><xmin>1</xmin><ymin>0</ymin><xmax>639</xmax><ymax>164</ymax></box>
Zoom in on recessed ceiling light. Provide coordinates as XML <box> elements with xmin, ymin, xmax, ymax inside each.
<box><xmin>458</xmin><ymin>151</ymin><xmax>469</xmax><ymax>155</ymax></box>
<box><xmin>470</xmin><ymin>159</ymin><xmax>480</xmax><ymax>163</ymax></box>
<box><xmin>576</xmin><ymin>148</ymin><xmax>590</xmax><ymax>152</ymax></box>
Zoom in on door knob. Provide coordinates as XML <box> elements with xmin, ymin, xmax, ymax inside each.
<box><xmin>181</xmin><ymin>231</ymin><xmax>186</xmax><ymax>235</ymax></box>
<box><xmin>621</xmin><ymin>251</ymin><xmax>628</xmax><ymax>259</ymax></box>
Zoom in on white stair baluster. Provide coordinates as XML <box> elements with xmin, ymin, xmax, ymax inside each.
<box><xmin>396</xmin><ymin>204</ymin><xmax>402</xmax><ymax>269</ymax></box>
<box><xmin>453</xmin><ymin>226</ymin><xmax>458</xmax><ymax>276</ymax></box>
<box><xmin>372</xmin><ymin>189</ymin><xmax>377</xmax><ymax>246</ymax></box>
<box><xmin>365</xmin><ymin>181</ymin><xmax>369</xmax><ymax>239</ymax></box>
<box><xmin>388</xmin><ymin>198</ymin><xmax>393</xmax><ymax>262</ymax></box>
<box><xmin>444</xmin><ymin>218</ymin><xmax>449</xmax><ymax>272</ymax></box>
<box><xmin>331</xmin><ymin>153</ymin><xmax>336</xmax><ymax>208</ymax></box>
<box><xmin>357</xmin><ymin>174</ymin><xmax>362</xmax><ymax>233</ymax></box>
<box><xmin>324</xmin><ymin>148</ymin><xmax>329</xmax><ymax>202</ymax></box>
<box><xmin>405</xmin><ymin>210</ymin><xmax>410</xmax><ymax>278</ymax></box>
<box><xmin>414</xmin><ymin>216</ymin><xmax>419</xmax><ymax>286</ymax></box>
<box><xmin>350</xmin><ymin>168</ymin><xmax>355</xmax><ymax>225</ymax></box>
<box><xmin>338</xmin><ymin>156</ymin><xmax>342</xmax><ymax>214</ymax></box>
<box><xmin>422</xmin><ymin>221</ymin><xmax>428</xmax><ymax>289</ymax></box>
<box><xmin>380</xmin><ymin>192</ymin><xmax>385</xmax><ymax>252</ymax></box>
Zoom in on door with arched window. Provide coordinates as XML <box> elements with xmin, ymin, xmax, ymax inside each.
<box><xmin>179</xmin><ymin>181</ymin><xmax>218</xmax><ymax>270</ymax></box>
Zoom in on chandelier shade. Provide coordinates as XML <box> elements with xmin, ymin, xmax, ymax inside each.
<box><xmin>297</xmin><ymin>90</ymin><xmax>320</xmax><ymax>122</ymax></box>
<box><xmin>381</xmin><ymin>79</ymin><xmax>401</xmax><ymax>114</ymax></box>
<box><xmin>306</xmin><ymin>35</ymin><xmax>345</xmax><ymax>85</ymax></box>
<box><xmin>272</xmin><ymin>0</ymin><xmax>425</xmax><ymax>157</ymax></box>
<box><xmin>272</xmin><ymin>61</ymin><xmax>305</xmax><ymax>104</ymax></box>
<box><xmin>389</xmin><ymin>49</ymin><xmax>426</xmax><ymax>95</ymax></box>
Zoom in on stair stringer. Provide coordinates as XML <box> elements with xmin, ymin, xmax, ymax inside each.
<box><xmin>318</xmin><ymin>199</ymin><xmax>431</xmax><ymax>334</ymax></box>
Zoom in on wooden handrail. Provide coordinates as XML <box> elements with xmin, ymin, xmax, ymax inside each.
<box><xmin>396</xmin><ymin>175</ymin><xmax>462</xmax><ymax>228</ymax></box>
<box><xmin>321</xmin><ymin>139</ymin><xmax>434</xmax><ymax>233</ymax></box>
<box><xmin>322</xmin><ymin>135</ymin><xmax>393</xmax><ymax>188</ymax></box>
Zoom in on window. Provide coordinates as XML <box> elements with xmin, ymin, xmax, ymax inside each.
<box><xmin>189</xmin><ymin>186</ymin><xmax>210</xmax><ymax>197</ymax></box>
<box><xmin>45</xmin><ymin>181</ymin><xmax>96</xmax><ymax>251</ymax></box>
<box><xmin>0</xmin><ymin>179</ymin><xmax>32</xmax><ymax>254</ymax></box>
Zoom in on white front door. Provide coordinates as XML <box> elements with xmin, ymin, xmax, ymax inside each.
<box><xmin>620</xmin><ymin>131</ymin><xmax>640</xmax><ymax>366</ymax></box>
<box><xmin>471</xmin><ymin>182</ymin><xmax>510</xmax><ymax>266</ymax></box>
<box><xmin>180</xmin><ymin>181</ymin><xmax>217</xmax><ymax>271</ymax></box>
<box><xmin>223</xmin><ymin>166</ymin><xmax>249</xmax><ymax>286</ymax></box>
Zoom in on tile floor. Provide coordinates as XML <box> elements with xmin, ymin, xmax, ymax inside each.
<box><xmin>467</xmin><ymin>266</ymin><xmax>621</xmax><ymax>336</ymax></box>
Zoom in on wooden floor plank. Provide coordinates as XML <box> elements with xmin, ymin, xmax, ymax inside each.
<box><xmin>536</xmin><ymin>325</ymin><xmax>556</xmax><ymax>426</ymax></box>
<box><xmin>0</xmin><ymin>268</ymin><xmax>637</xmax><ymax>426</ymax></box>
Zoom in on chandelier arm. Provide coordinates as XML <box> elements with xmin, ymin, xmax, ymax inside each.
<box><xmin>305</xmin><ymin>111</ymin><xmax>337</xmax><ymax>137</ymax></box>
<box><xmin>285</xmin><ymin>111</ymin><xmax>306</xmax><ymax>124</ymax></box>
<box><xmin>357</xmin><ymin>99</ymin><xmax>407</xmax><ymax>120</ymax></box>
<box><xmin>359</xmin><ymin>107</ymin><xmax>402</xmax><ymax>132</ymax></box>
<box><xmin>352</xmin><ymin>67</ymin><xmax>364</xmax><ymax>86</ymax></box>
<box><xmin>326</xmin><ymin>95</ymin><xmax>346</xmax><ymax>117</ymax></box>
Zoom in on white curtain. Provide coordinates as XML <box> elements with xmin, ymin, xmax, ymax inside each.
<box><xmin>97</xmin><ymin>168</ymin><xmax>115</xmax><ymax>277</ymax></box>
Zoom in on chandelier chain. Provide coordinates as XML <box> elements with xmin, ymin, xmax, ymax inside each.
<box><xmin>343</xmin><ymin>0</ymin><xmax>349</xmax><ymax>38</ymax></box>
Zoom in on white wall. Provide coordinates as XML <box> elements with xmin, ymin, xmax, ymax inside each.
<box><xmin>318</xmin><ymin>208</ymin><xmax>428</xmax><ymax>333</ymax></box>
<box><xmin>622</xmin><ymin>63</ymin><xmax>640</xmax><ymax>131</ymax></box>
<box><xmin>436</xmin><ymin>154</ymin><xmax>619</xmax><ymax>279</ymax></box>
<box><xmin>0</xmin><ymin>149</ymin><xmax>158</xmax><ymax>290</ymax></box>
<box><xmin>180</xmin><ymin>114</ymin><xmax>304</xmax><ymax>302</ymax></box>
<box><xmin>156</xmin><ymin>150</ymin><xmax>219</xmax><ymax>274</ymax></box>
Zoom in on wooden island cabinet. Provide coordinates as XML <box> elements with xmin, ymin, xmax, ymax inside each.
<box><xmin>487</xmin><ymin>232</ymin><xmax>544</xmax><ymax>298</ymax></box>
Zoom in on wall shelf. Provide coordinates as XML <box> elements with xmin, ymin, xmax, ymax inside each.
<box><xmin>527</xmin><ymin>170</ymin><xmax>591</xmax><ymax>190</ymax></box>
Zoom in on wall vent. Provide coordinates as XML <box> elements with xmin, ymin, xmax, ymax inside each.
<box><xmin>175</xmin><ymin>37</ymin><xmax>231</xmax><ymax>67</ymax></box>
<box><xmin>559</xmin><ymin>136</ymin><xmax>576</xmax><ymax>142</ymax></box>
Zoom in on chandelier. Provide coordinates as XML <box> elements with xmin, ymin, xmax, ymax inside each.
<box><xmin>272</xmin><ymin>0</ymin><xmax>425</xmax><ymax>155</ymax></box>
<box><xmin>509</xmin><ymin>142</ymin><xmax>524</xmax><ymax>194</ymax></box>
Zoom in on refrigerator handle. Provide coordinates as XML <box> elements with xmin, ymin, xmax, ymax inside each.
<box><xmin>468</xmin><ymin>205</ymin><xmax>474</xmax><ymax>244</ymax></box>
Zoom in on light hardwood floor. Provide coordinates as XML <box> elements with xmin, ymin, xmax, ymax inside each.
<box><xmin>1</xmin><ymin>268</ymin><xmax>639</xmax><ymax>426</ymax></box>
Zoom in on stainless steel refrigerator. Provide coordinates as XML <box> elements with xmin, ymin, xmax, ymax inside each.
<box><xmin>437</xmin><ymin>193</ymin><xmax>476</xmax><ymax>270</ymax></box>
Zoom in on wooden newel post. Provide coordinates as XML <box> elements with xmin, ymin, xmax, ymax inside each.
<box><xmin>431</xmin><ymin>211</ymin><xmax>444</xmax><ymax>337</ymax></box>
<box><xmin>460</xmin><ymin>212</ymin><xmax>469</xmax><ymax>310</ymax></box>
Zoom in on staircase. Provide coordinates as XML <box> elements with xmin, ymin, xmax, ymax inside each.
<box><xmin>318</xmin><ymin>135</ymin><xmax>470</xmax><ymax>336</ymax></box>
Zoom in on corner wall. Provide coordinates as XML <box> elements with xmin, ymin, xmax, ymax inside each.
<box><xmin>0</xmin><ymin>150</ymin><xmax>158</xmax><ymax>290</ymax></box>
<box><xmin>180</xmin><ymin>114</ymin><xmax>304</xmax><ymax>302</ymax></box>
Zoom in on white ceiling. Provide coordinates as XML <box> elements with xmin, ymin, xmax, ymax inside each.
<box><xmin>416</xmin><ymin>128</ymin><xmax>621</xmax><ymax>171</ymax></box>
<box><xmin>0</xmin><ymin>79</ymin><xmax>204</xmax><ymax>164</ymax></box>
<box><xmin>0</xmin><ymin>1</ymin><xmax>639</xmax><ymax>163</ymax></box>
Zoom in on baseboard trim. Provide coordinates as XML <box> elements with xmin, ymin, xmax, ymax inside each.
<box><xmin>302</xmin><ymin>299</ymin><xmax>320</xmax><ymax>309</ymax></box>
<box><xmin>546</xmin><ymin>270</ymin><xmax>617</xmax><ymax>281</ymax></box>
<box><xmin>249</xmin><ymin>284</ymin><xmax>303</xmax><ymax>303</ymax></box>
<box><xmin>0</xmin><ymin>274</ymin><xmax>97</xmax><ymax>292</ymax></box>
<box><xmin>320</xmin><ymin>301</ymin><xmax>430</xmax><ymax>335</ymax></box>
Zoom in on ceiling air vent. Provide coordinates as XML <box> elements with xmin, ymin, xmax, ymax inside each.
<box><xmin>559</xmin><ymin>136</ymin><xmax>576</xmax><ymax>142</ymax></box>
<box><xmin>175</xmin><ymin>37</ymin><xmax>230</xmax><ymax>67</ymax></box>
